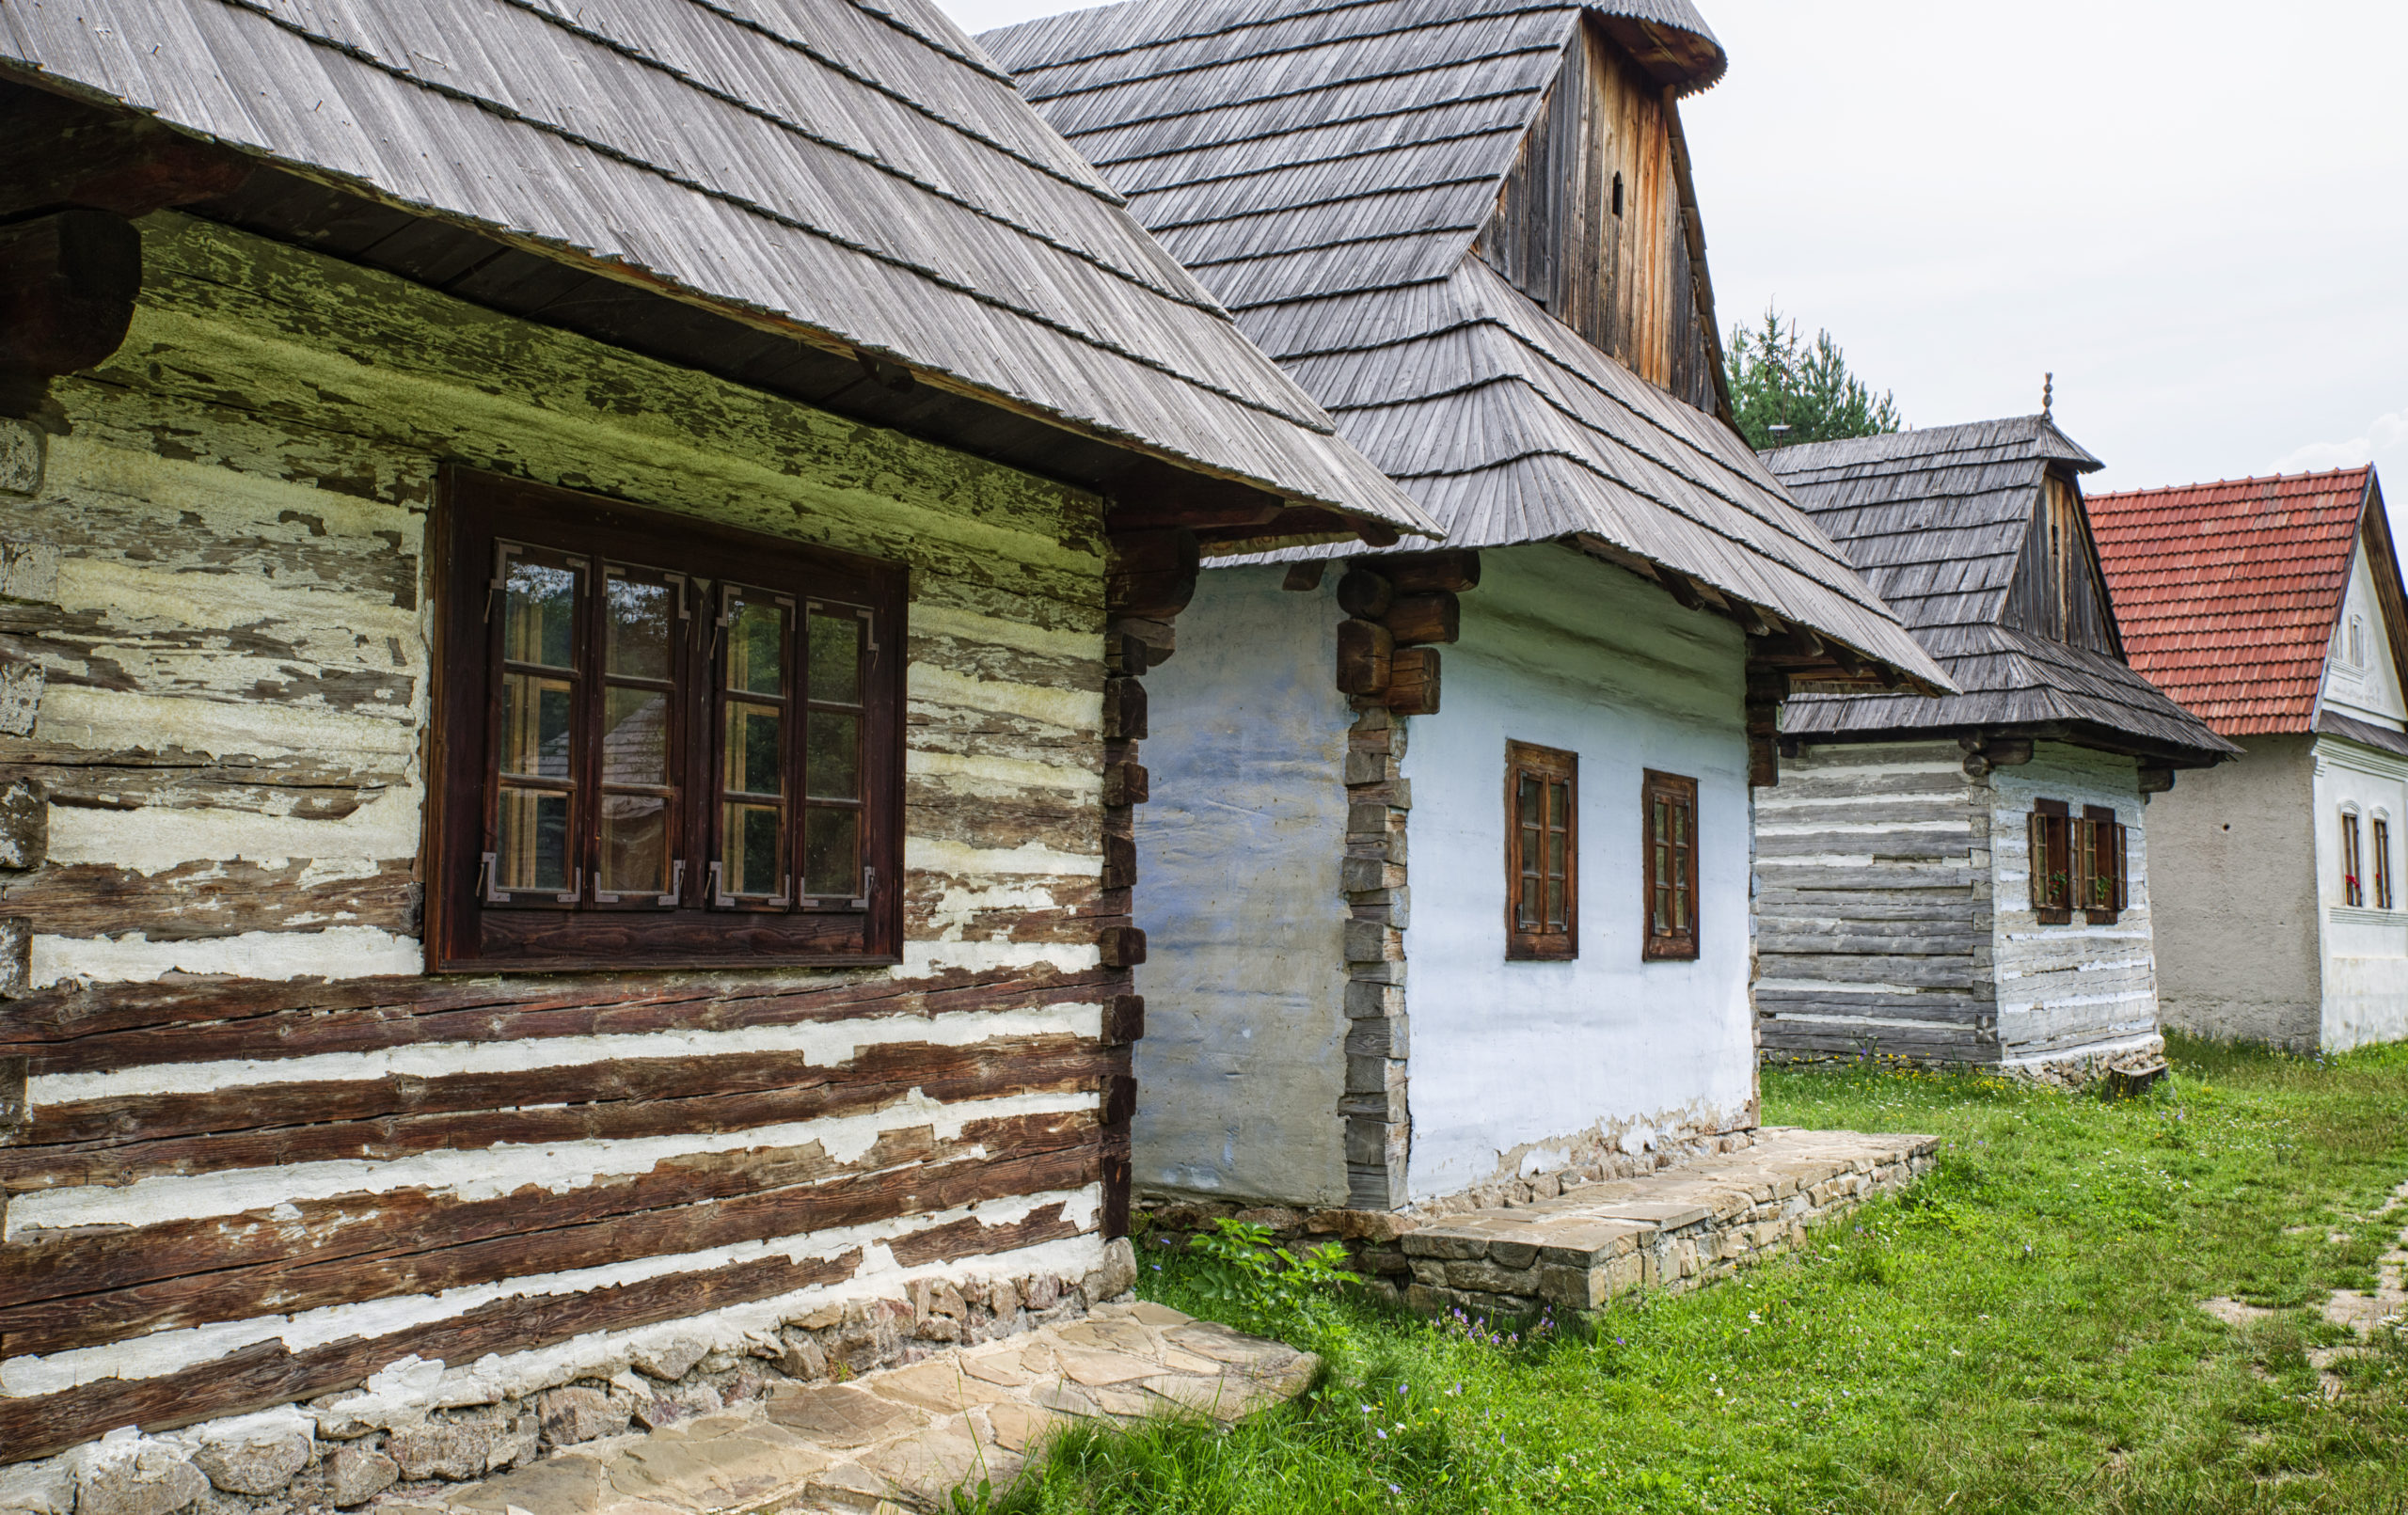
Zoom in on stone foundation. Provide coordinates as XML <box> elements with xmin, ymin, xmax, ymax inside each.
<box><xmin>0</xmin><ymin>1243</ymin><xmax>1136</xmax><ymax>1515</ymax></box>
<box><xmin>1767</xmin><ymin>1036</ymin><xmax>2168</xmax><ymax>1092</ymax></box>
<box><xmin>1400</xmin><ymin>1128</ymin><xmax>1937</xmax><ymax>1318</ymax></box>
<box><xmin>1133</xmin><ymin>1128</ymin><xmax>1761</xmax><ymax>1302</ymax></box>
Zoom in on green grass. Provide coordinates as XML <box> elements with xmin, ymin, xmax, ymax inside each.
<box><xmin>1004</xmin><ymin>1035</ymin><xmax>2408</xmax><ymax>1513</ymax></box>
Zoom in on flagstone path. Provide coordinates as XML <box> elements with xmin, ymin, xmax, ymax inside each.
<box><xmin>387</xmin><ymin>1302</ymin><xmax>1312</xmax><ymax>1515</ymax></box>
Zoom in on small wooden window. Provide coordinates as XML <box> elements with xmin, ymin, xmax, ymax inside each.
<box><xmin>2080</xmin><ymin>804</ymin><xmax>2128</xmax><ymax>925</ymax></box>
<box><xmin>2029</xmin><ymin>799</ymin><xmax>2073</xmax><ymax>924</ymax></box>
<box><xmin>1642</xmin><ymin>769</ymin><xmax>1699</xmax><ymax>961</ymax></box>
<box><xmin>1505</xmin><ymin>741</ymin><xmax>1577</xmax><ymax>960</ymax></box>
<box><xmin>2377</xmin><ymin>817</ymin><xmax>2394</xmax><ymax>910</ymax></box>
<box><xmin>2343</xmin><ymin>810</ymin><xmax>2365</xmax><ymax>907</ymax></box>
<box><xmin>430</xmin><ymin>469</ymin><xmax>904</xmax><ymax>971</ymax></box>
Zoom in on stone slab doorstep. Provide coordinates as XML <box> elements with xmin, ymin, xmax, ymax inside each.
<box><xmin>400</xmin><ymin>1303</ymin><xmax>1317</xmax><ymax>1515</ymax></box>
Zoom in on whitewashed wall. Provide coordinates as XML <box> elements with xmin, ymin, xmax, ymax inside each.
<box><xmin>1133</xmin><ymin>568</ymin><xmax>1353</xmax><ymax>1205</ymax></box>
<box><xmin>2312</xmin><ymin>734</ymin><xmax>2408</xmax><ymax>1049</ymax></box>
<box><xmin>2147</xmin><ymin>735</ymin><xmax>2323</xmax><ymax>1047</ymax></box>
<box><xmin>1988</xmin><ymin>743</ymin><xmax>2161</xmax><ymax>1068</ymax></box>
<box><xmin>1398</xmin><ymin>545</ymin><xmax>1753</xmax><ymax>1202</ymax></box>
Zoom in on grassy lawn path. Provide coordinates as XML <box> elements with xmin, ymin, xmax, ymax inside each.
<box><xmin>1006</xmin><ymin>1037</ymin><xmax>2408</xmax><ymax>1513</ymax></box>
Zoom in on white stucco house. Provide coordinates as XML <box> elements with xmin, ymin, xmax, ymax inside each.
<box><xmin>987</xmin><ymin>0</ymin><xmax>1945</xmax><ymax>1214</ymax></box>
<box><xmin>2092</xmin><ymin>465</ymin><xmax>2408</xmax><ymax>1051</ymax></box>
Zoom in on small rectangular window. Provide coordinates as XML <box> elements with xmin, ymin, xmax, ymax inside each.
<box><xmin>2343</xmin><ymin>811</ymin><xmax>2365</xmax><ymax>907</ymax></box>
<box><xmin>431</xmin><ymin>469</ymin><xmax>903</xmax><ymax>971</ymax></box>
<box><xmin>2377</xmin><ymin>818</ymin><xmax>2393</xmax><ymax>910</ymax></box>
<box><xmin>2081</xmin><ymin>805</ymin><xmax>2127</xmax><ymax>924</ymax></box>
<box><xmin>1641</xmin><ymin>769</ymin><xmax>1699</xmax><ymax>961</ymax></box>
<box><xmin>1504</xmin><ymin>740</ymin><xmax>1576</xmax><ymax>960</ymax></box>
<box><xmin>2029</xmin><ymin>799</ymin><xmax>2072</xmax><ymax>924</ymax></box>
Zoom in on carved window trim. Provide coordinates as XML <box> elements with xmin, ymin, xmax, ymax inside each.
<box><xmin>1505</xmin><ymin>740</ymin><xmax>1577</xmax><ymax>960</ymax></box>
<box><xmin>1641</xmin><ymin>769</ymin><xmax>1699</xmax><ymax>961</ymax></box>
<box><xmin>428</xmin><ymin>468</ymin><xmax>905</xmax><ymax>972</ymax></box>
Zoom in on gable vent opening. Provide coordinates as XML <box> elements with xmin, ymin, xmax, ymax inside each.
<box><xmin>1611</xmin><ymin>171</ymin><xmax>1624</xmax><ymax>217</ymax></box>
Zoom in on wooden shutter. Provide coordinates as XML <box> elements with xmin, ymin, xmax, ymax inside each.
<box><xmin>2114</xmin><ymin>822</ymin><xmax>2129</xmax><ymax>912</ymax></box>
<box><xmin>2033</xmin><ymin>799</ymin><xmax>2072</xmax><ymax>924</ymax></box>
<box><xmin>1641</xmin><ymin>769</ymin><xmax>1699</xmax><ymax>961</ymax></box>
<box><xmin>1505</xmin><ymin>740</ymin><xmax>1577</xmax><ymax>960</ymax></box>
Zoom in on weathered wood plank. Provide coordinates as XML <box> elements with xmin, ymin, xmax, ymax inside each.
<box><xmin>0</xmin><ymin>1035</ymin><xmax>1113</xmax><ymax>1190</ymax></box>
<box><xmin>0</xmin><ymin>965</ymin><xmax>1117</xmax><ymax>1070</ymax></box>
<box><xmin>0</xmin><ymin>1119</ymin><xmax>1094</xmax><ymax>1357</ymax></box>
<box><xmin>0</xmin><ymin>858</ymin><xmax>416</xmax><ymax>939</ymax></box>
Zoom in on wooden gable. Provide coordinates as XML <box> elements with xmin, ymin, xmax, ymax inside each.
<box><xmin>1471</xmin><ymin>15</ymin><xmax>1723</xmax><ymax>419</ymax></box>
<box><xmin>2001</xmin><ymin>468</ymin><xmax>2124</xmax><ymax>657</ymax></box>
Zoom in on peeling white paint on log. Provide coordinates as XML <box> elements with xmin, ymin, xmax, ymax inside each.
<box><xmin>27</xmin><ymin>1004</ymin><xmax>1103</xmax><ymax>1107</ymax></box>
<box><xmin>43</xmin><ymin>790</ymin><xmax>420</xmax><ymax>874</ymax></box>
<box><xmin>33</xmin><ymin>686</ymin><xmax>421</xmax><ymax>764</ymax></box>
<box><xmin>28</xmin><ymin>926</ymin><xmax>423</xmax><ymax>989</ymax></box>
<box><xmin>7</xmin><ymin>1087</ymin><xmax>1101</xmax><ymax>1234</ymax></box>
<box><xmin>901</xmin><ymin>837</ymin><xmax>1097</xmax><ymax>877</ymax></box>
<box><xmin>906</xmin><ymin>748</ymin><xmax>1093</xmax><ymax>795</ymax></box>
<box><xmin>0</xmin><ymin>1186</ymin><xmax>1101</xmax><ymax>1398</ymax></box>
<box><xmin>907</xmin><ymin>666</ymin><xmax>1097</xmax><ymax>733</ymax></box>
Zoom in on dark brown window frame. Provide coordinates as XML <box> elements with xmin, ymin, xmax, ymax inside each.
<box><xmin>1505</xmin><ymin>740</ymin><xmax>1577</xmax><ymax>960</ymax></box>
<box><xmin>2378</xmin><ymin>816</ymin><xmax>2394</xmax><ymax>910</ymax></box>
<box><xmin>1641</xmin><ymin>769</ymin><xmax>1699</xmax><ymax>961</ymax></box>
<box><xmin>2343</xmin><ymin>808</ymin><xmax>2366</xmax><ymax>907</ymax></box>
<box><xmin>427</xmin><ymin>468</ymin><xmax>905</xmax><ymax>972</ymax></box>
<box><xmin>2081</xmin><ymin>803</ymin><xmax>2128</xmax><ymax>925</ymax></box>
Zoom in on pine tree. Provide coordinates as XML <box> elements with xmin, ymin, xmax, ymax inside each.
<box><xmin>1724</xmin><ymin>308</ymin><xmax>1902</xmax><ymax>451</ymax></box>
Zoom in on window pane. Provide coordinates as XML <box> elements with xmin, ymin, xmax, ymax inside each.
<box><xmin>804</xmin><ymin>807</ymin><xmax>860</xmax><ymax>897</ymax></box>
<box><xmin>1545</xmin><ymin>828</ymin><xmax>1565</xmax><ymax>881</ymax></box>
<box><xmin>606</xmin><ymin>575</ymin><xmax>674</xmax><ymax>679</ymax></box>
<box><xmin>722</xmin><ymin>801</ymin><xmax>784</xmax><ymax>895</ymax></box>
<box><xmin>501</xmin><ymin>673</ymin><xmax>575</xmax><ymax>779</ymax></box>
<box><xmin>498</xmin><ymin>786</ymin><xmax>570</xmax><ymax>892</ymax></box>
<box><xmin>1544</xmin><ymin>877</ymin><xmax>1563</xmax><ymax>930</ymax></box>
<box><xmin>1653</xmin><ymin>879</ymin><xmax>1669</xmax><ymax>935</ymax></box>
<box><xmin>810</xmin><ymin>610</ymin><xmax>863</xmax><ymax>705</ymax></box>
<box><xmin>725</xmin><ymin>702</ymin><xmax>783</xmax><ymax>796</ymax></box>
<box><xmin>602</xmin><ymin>686</ymin><xmax>670</xmax><ymax>787</ymax></box>
<box><xmin>1518</xmin><ymin>775</ymin><xmax>1541</xmax><ymax>829</ymax></box>
<box><xmin>1548</xmin><ymin>780</ymin><xmax>1568</xmax><ymax>835</ymax></box>
<box><xmin>1653</xmin><ymin>799</ymin><xmax>1667</xmax><ymax>843</ymax></box>
<box><xmin>503</xmin><ymin>560</ymin><xmax>578</xmax><ymax>669</ymax></box>
<box><xmin>600</xmin><ymin>795</ymin><xmax>670</xmax><ymax>895</ymax></box>
<box><xmin>1518</xmin><ymin>875</ymin><xmax>1539</xmax><ymax>929</ymax></box>
<box><xmin>727</xmin><ymin>595</ymin><xmax>784</xmax><ymax>695</ymax></box>
<box><xmin>1673</xmin><ymin>887</ymin><xmax>1688</xmax><ymax>931</ymax></box>
<box><xmin>805</xmin><ymin>711</ymin><xmax>860</xmax><ymax>799</ymax></box>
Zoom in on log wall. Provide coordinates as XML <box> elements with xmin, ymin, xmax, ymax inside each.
<box><xmin>1755</xmin><ymin>739</ymin><xmax>2162</xmax><ymax>1075</ymax></box>
<box><xmin>1752</xmin><ymin>742</ymin><xmax>1998</xmax><ymax>1065</ymax></box>
<box><xmin>0</xmin><ymin>213</ymin><xmax>1128</xmax><ymax>1462</ymax></box>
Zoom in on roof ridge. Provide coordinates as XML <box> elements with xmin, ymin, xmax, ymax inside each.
<box><xmin>2088</xmin><ymin>464</ymin><xmax>2375</xmax><ymax>501</ymax></box>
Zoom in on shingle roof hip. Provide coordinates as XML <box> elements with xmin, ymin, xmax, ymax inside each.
<box><xmin>984</xmin><ymin>0</ymin><xmax>1942</xmax><ymax>688</ymax></box>
<box><xmin>0</xmin><ymin>0</ymin><xmax>1435</xmax><ymax>532</ymax></box>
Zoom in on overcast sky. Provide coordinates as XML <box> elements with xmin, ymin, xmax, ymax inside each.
<box><xmin>943</xmin><ymin>0</ymin><xmax>2407</xmax><ymax>497</ymax></box>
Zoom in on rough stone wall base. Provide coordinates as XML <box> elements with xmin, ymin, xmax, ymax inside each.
<box><xmin>1393</xmin><ymin>1130</ymin><xmax>1938</xmax><ymax>1320</ymax></box>
<box><xmin>0</xmin><ymin>1243</ymin><xmax>1137</xmax><ymax>1515</ymax></box>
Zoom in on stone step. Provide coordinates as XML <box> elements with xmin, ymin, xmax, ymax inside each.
<box><xmin>1399</xmin><ymin>1127</ymin><xmax>1940</xmax><ymax>1318</ymax></box>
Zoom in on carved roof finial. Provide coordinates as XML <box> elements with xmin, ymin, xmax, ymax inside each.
<box><xmin>2042</xmin><ymin>372</ymin><xmax>2053</xmax><ymax>418</ymax></box>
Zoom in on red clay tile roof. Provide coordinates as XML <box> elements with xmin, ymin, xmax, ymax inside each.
<box><xmin>2087</xmin><ymin>467</ymin><xmax>2376</xmax><ymax>735</ymax></box>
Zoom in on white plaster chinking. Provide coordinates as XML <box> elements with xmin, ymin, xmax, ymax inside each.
<box><xmin>1988</xmin><ymin>741</ymin><xmax>2163</xmax><ymax>1074</ymax></box>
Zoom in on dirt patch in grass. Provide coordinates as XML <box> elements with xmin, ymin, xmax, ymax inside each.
<box><xmin>1003</xmin><ymin>1035</ymin><xmax>2408</xmax><ymax>1513</ymax></box>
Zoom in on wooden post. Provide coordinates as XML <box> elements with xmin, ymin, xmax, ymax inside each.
<box><xmin>1383</xmin><ymin>549</ymin><xmax>1480</xmax><ymax>593</ymax></box>
<box><xmin>1385</xmin><ymin>592</ymin><xmax>1460</xmax><ymax>646</ymax></box>
<box><xmin>1335</xmin><ymin>566</ymin><xmax>1394</xmax><ymax>619</ymax></box>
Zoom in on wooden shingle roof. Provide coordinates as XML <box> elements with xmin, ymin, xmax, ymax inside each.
<box><xmin>983</xmin><ymin>0</ymin><xmax>1947</xmax><ymax>690</ymax></box>
<box><xmin>0</xmin><ymin>0</ymin><xmax>1434</xmax><ymax>535</ymax></box>
<box><xmin>1765</xmin><ymin>418</ymin><xmax>2234</xmax><ymax>762</ymax></box>
<box><xmin>2088</xmin><ymin>466</ymin><xmax>2393</xmax><ymax>736</ymax></box>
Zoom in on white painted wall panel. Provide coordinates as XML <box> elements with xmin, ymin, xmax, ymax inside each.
<box><xmin>2312</xmin><ymin>734</ymin><xmax>2408</xmax><ymax>1049</ymax></box>
<box><xmin>1397</xmin><ymin>545</ymin><xmax>1753</xmax><ymax>1202</ymax></box>
<box><xmin>1133</xmin><ymin>567</ymin><xmax>1354</xmax><ymax>1205</ymax></box>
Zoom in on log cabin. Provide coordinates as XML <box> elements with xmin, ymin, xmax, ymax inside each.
<box><xmin>0</xmin><ymin>0</ymin><xmax>1434</xmax><ymax>1489</ymax></box>
<box><xmin>2090</xmin><ymin>466</ymin><xmax>2408</xmax><ymax>1051</ymax></box>
<box><xmin>1756</xmin><ymin>418</ymin><xmax>2235</xmax><ymax>1077</ymax></box>
<box><xmin>984</xmin><ymin>0</ymin><xmax>1948</xmax><ymax>1226</ymax></box>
